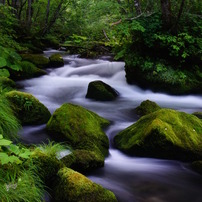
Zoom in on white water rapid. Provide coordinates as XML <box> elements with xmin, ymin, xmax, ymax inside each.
<box><xmin>18</xmin><ymin>50</ymin><xmax>202</xmax><ymax>202</ymax></box>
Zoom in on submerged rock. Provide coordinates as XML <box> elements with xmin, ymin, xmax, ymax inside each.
<box><xmin>21</xmin><ymin>54</ymin><xmax>50</xmax><ymax>68</ymax></box>
<box><xmin>46</xmin><ymin>103</ymin><xmax>110</xmax><ymax>167</ymax></box>
<box><xmin>135</xmin><ymin>100</ymin><xmax>161</xmax><ymax>117</ymax></box>
<box><xmin>6</xmin><ymin>91</ymin><xmax>51</xmax><ymax>125</ymax></box>
<box><xmin>53</xmin><ymin>167</ymin><xmax>117</xmax><ymax>202</ymax></box>
<box><xmin>86</xmin><ymin>80</ymin><xmax>118</xmax><ymax>101</ymax></box>
<box><xmin>49</xmin><ymin>53</ymin><xmax>64</xmax><ymax>67</ymax></box>
<box><xmin>114</xmin><ymin>109</ymin><xmax>202</xmax><ymax>161</ymax></box>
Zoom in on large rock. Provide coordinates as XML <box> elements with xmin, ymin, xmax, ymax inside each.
<box><xmin>86</xmin><ymin>80</ymin><xmax>118</xmax><ymax>101</ymax></box>
<box><xmin>46</xmin><ymin>103</ymin><xmax>110</xmax><ymax>160</ymax></box>
<box><xmin>135</xmin><ymin>100</ymin><xmax>161</xmax><ymax>117</ymax></box>
<box><xmin>21</xmin><ymin>54</ymin><xmax>50</xmax><ymax>68</ymax></box>
<box><xmin>114</xmin><ymin>109</ymin><xmax>202</xmax><ymax>161</ymax></box>
<box><xmin>53</xmin><ymin>167</ymin><xmax>117</xmax><ymax>202</ymax></box>
<box><xmin>6</xmin><ymin>91</ymin><xmax>51</xmax><ymax>125</ymax></box>
<box><xmin>62</xmin><ymin>149</ymin><xmax>104</xmax><ymax>173</ymax></box>
<box><xmin>49</xmin><ymin>53</ymin><xmax>64</xmax><ymax>67</ymax></box>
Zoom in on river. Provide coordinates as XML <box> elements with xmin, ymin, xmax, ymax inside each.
<box><xmin>18</xmin><ymin>50</ymin><xmax>202</xmax><ymax>202</ymax></box>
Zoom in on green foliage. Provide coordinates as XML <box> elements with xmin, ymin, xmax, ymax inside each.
<box><xmin>0</xmin><ymin>46</ymin><xmax>23</xmax><ymax>78</ymax></box>
<box><xmin>33</xmin><ymin>141</ymin><xmax>71</xmax><ymax>159</ymax></box>
<box><xmin>0</xmin><ymin>95</ymin><xmax>20</xmax><ymax>140</ymax></box>
<box><xmin>0</xmin><ymin>135</ymin><xmax>31</xmax><ymax>165</ymax></box>
<box><xmin>0</xmin><ymin>164</ymin><xmax>45</xmax><ymax>202</ymax></box>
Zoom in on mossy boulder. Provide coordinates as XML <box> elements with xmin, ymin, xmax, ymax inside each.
<box><xmin>62</xmin><ymin>149</ymin><xmax>104</xmax><ymax>173</ymax></box>
<box><xmin>21</xmin><ymin>54</ymin><xmax>50</xmax><ymax>68</ymax></box>
<box><xmin>10</xmin><ymin>61</ymin><xmax>46</xmax><ymax>80</ymax></box>
<box><xmin>46</xmin><ymin>103</ymin><xmax>110</xmax><ymax>167</ymax></box>
<box><xmin>193</xmin><ymin>112</ymin><xmax>202</xmax><ymax>119</ymax></box>
<box><xmin>86</xmin><ymin>80</ymin><xmax>119</xmax><ymax>101</ymax></box>
<box><xmin>191</xmin><ymin>161</ymin><xmax>202</xmax><ymax>175</ymax></box>
<box><xmin>0</xmin><ymin>77</ymin><xmax>16</xmax><ymax>89</ymax></box>
<box><xmin>31</xmin><ymin>151</ymin><xmax>64</xmax><ymax>185</ymax></box>
<box><xmin>135</xmin><ymin>100</ymin><xmax>161</xmax><ymax>117</ymax></box>
<box><xmin>53</xmin><ymin>167</ymin><xmax>117</xmax><ymax>202</ymax></box>
<box><xmin>6</xmin><ymin>91</ymin><xmax>51</xmax><ymax>125</ymax></box>
<box><xmin>114</xmin><ymin>109</ymin><xmax>202</xmax><ymax>161</ymax></box>
<box><xmin>49</xmin><ymin>53</ymin><xmax>64</xmax><ymax>67</ymax></box>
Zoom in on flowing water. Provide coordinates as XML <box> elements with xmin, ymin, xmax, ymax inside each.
<box><xmin>18</xmin><ymin>50</ymin><xmax>202</xmax><ymax>202</ymax></box>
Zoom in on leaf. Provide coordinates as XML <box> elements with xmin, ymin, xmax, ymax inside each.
<box><xmin>0</xmin><ymin>152</ymin><xmax>9</xmax><ymax>164</ymax></box>
<box><xmin>0</xmin><ymin>69</ymin><xmax>10</xmax><ymax>77</ymax></box>
<box><xmin>0</xmin><ymin>139</ymin><xmax>12</xmax><ymax>146</ymax></box>
<box><xmin>8</xmin><ymin>144</ymin><xmax>20</xmax><ymax>155</ymax></box>
<box><xmin>9</xmin><ymin>64</ymin><xmax>22</xmax><ymax>71</ymax></box>
<box><xmin>0</xmin><ymin>57</ymin><xmax>7</xmax><ymax>67</ymax></box>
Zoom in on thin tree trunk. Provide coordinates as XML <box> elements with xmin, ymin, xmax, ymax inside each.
<box><xmin>176</xmin><ymin>0</ymin><xmax>185</xmax><ymax>24</ymax></box>
<box><xmin>134</xmin><ymin>0</ymin><xmax>141</xmax><ymax>15</ymax></box>
<box><xmin>42</xmin><ymin>0</ymin><xmax>64</xmax><ymax>36</ymax></box>
<box><xmin>42</xmin><ymin>0</ymin><xmax>51</xmax><ymax>34</ymax></box>
<box><xmin>160</xmin><ymin>0</ymin><xmax>172</xmax><ymax>29</ymax></box>
<box><xmin>27</xmin><ymin>0</ymin><xmax>32</xmax><ymax>27</ymax></box>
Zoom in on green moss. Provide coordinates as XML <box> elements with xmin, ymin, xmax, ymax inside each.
<box><xmin>21</xmin><ymin>54</ymin><xmax>50</xmax><ymax>68</ymax></box>
<box><xmin>62</xmin><ymin>149</ymin><xmax>104</xmax><ymax>173</ymax></box>
<box><xmin>31</xmin><ymin>151</ymin><xmax>64</xmax><ymax>186</ymax></box>
<box><xmin>114</xmin><ymin>109</ymin><xmax>202</xmax><ymax>161</ymax></box>
<box><xmin>86</xmin><ymin>80</ymin><xmax>119</xmax><ymax>101</ymax></box>
<box><xmin>0</xmin><ymin>77</ymin><xmax>16</xmax><ymax>89</ymax></box>
<box><xmin>135</xmin><ymin>100</ymin><xmax>161</xmax><ymax>117</ymax></box>
<box><xmin>9</xmin><ymin>61</ymin><xmax>46</xmax><ymax>80</ymax></box>
<box><xmin>49</xmin><ymin>53</ymin><xmax>64</xmax><ymax>67</ymax></box>
<box><xmin>53</xmin><ymin>167</ymin><xmax>117</xmax><ymax>202</ymax></box>
<box><xmin>6</xmin><ymin>91</ymin><xmax>51</xmax><ymax>125</ymax></box>
<box><xmin>191</xmin><ymin>161</ymin><xmax>202</xmax><ymax>175</ymax></box>
<box><xmin>47</xmin><ymin>103</ymin><xmax>110</xmax><ymax>158</ymax></box>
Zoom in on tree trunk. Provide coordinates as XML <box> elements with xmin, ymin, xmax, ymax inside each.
<box><xmin>160</xmin><ymin>0</ymin><xmax>172</xmax><ymax>29</ymax></box>
<box><xmin>43</xmin><ymin>0</ymin><xmax>51</xmax><ymax>34</ymax></box>
<box><xmin>134</xmin><ymin>0</ymin><xmax>141</xmax><ymax>15</ymax></box>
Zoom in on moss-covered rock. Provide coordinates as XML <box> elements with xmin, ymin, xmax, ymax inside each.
<box><xmin>47</xmin><ymin>103</ymin><xmax>110</xmax><ymax>160</ymax></box>
<box><xmin>86</xmin><ymin>80</ymin><xmax>119</xmax><ymax>101</ymax></box>
<box><xmin>193</xmin><ymin>112</ymin><xmax>202</xmax><ymax>119</ymax></box>
<box><xmin>21</xmin><ymin>54</ymin><xmax>50</xmax><ymax>68</ymax></box>
<box><xmin>31</xmin><ymin>151</ymin><xmax>64</xmax><ymax>186</ymax></box>
<box><xmin>49</xmin><ymin>53</ymin><xmax>64</xmax><ymax>67</ymax></box>
<box><xmin>114</xmin><ymin>109</ymin><xmax>202</xmax><ymax>161</ymax></box>
<box><xmin>0</xmin><ymin>77</ymin><xmax>16</xmax><ymax>89</ymax></box>
<box><xmin>6</xmin><ymin>91</ymin><xmax>51</xmax><ymax>125</ymax></box>
<box><xmin>10</xmin><ymin>61</ymin><xmax>46</xmax><ymax>80</ymax></box>
<box><xmin>135</xmin><ymin>100</ymin><xmax>161</xmax><ymax>117</ymax></box>
<box><xmin>191</xmin><ymin>161</ymin><xmax>202</xmax><ymax>175</ymax></box>
<box><xmin>53</xmin><ymin>167</ymin><xmax>117</xmax><ymax>202</ymax></box>
<box><xmin>62</xmin><ymin>149</ymin><xmax>104</xmax><ymax>173</ymax></box>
